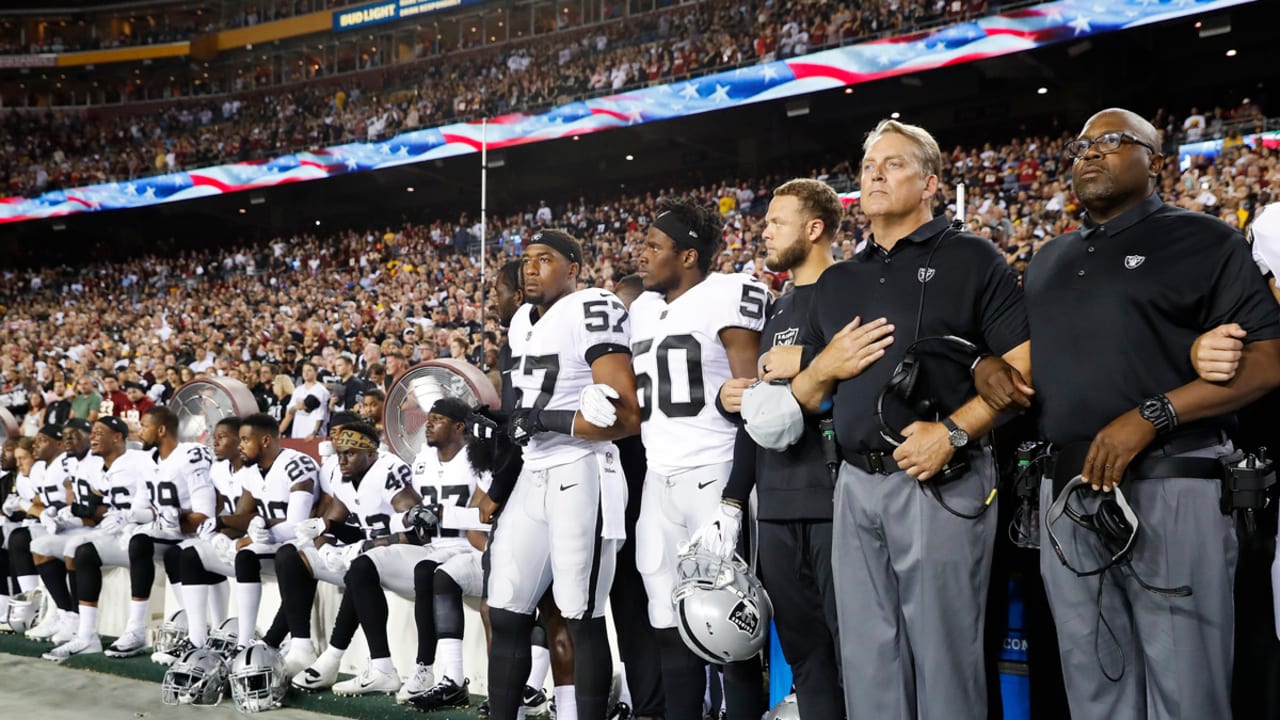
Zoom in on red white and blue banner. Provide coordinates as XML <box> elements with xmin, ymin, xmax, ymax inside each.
<box><xmin>0</xmin><ymin>0</ymin><xmax>1253</xmax><ymax>225</ymax></box>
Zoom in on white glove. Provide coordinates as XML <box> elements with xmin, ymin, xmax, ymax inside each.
<box><xmin>689</xmin><ymin>502</ymin><xmax>743</xmax><ymax>560</ymax></box>
<box><xmin>97</xmin><ymin>509</ymin><xmax>128</xmax><ymax>532</ymax></box>
<box><xmin>578</xmin><ymin>383</ymin><xmax>620</xmax><ymax>428</ymax></box>
<box><xmin>247</xmin><ymin>516</ymin><xmax>272</xmax><ymax>545</ymax></box>
<box><xmin>56</xmin><ymin>506</ymin><xmax>84</xmax><ymax>529</ymax></box>
<box><xmin>293</xmin><ymin>518</ymin><xmax>326</xmax><ymax>543</ymax></box>
<box><xmin>156</xmin><ymin>506</ymin><xmax>180</xmax><ymax>529</ymax></box>
<box><xmin>318</xmin><ymin>543</ymin><xmax>347</xmax><ymax>574</ymax></box>
<box><xmin>40</xmin><ymin>506</ymin><xmax>60</xmax><ymax>534</ymax></box>
<box><xmin>196</xmin><ymin>517</ymin><xmax>218</xmax><ymax>541</ymax></box>
<box><xmin>129</xmin><ymin>505</ymin><xmax>156</xmax><ymax>524</ymax></box>
<box><xmin>318</xmin><ymin>441</ymin><xmax>336</xmax><ymax>459</ymax></box>
<box><xmin>209</xmin><ymin>533</ymin><xmax>237</xmax><ymax>564</ymax></box>
<box><xmin>2</xmin><ymin>494</ymin><xmax>22</xmax><ymax>516</ymax></box>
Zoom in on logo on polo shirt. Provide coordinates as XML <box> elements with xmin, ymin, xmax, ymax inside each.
<box><xmin>917</xmin><ymin>267</ymin><xmax>936</xmax><ymax>283</ymax></box>
<box><xmin>1124</xmin><ymin>255</ymin><xmax>1146</xmax><ymax>270</ymax></box>
<box><xmin>773</xmin><ymin>328</ymin><xmax>799</xmax><ymax>346</ymax></box>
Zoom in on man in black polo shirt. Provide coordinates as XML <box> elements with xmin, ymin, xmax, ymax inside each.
<box><xmin>790</xmin><ymin>119</ymin><xmax>1031</xmax><ymax>720</ymax></box>
<box><xmin>698</xmin><ymin>178</ymin><xmax>847</xmax><ymax>718</ymax></box>
<box><xmin>990</xmin><ymin>108</ymin><xmax>1280</xmax><ymax>719</ymax></box>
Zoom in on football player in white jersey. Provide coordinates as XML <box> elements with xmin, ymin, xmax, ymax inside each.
<box><xmin>51</xmin><ymin>409</ymin><xmax>216</xmax><ymax>662</ymax></box>
<box><xmin>171</xmin><ymin>416</ymin><xmax>261</xmax><ymax>656</ymax></box>
<box><xmin>28</xmin><ymin>418</ymin><xmax>97</xmax><ymax>646</ymax></box>
<box><xmin>232</xmin><ymin>412</ymin><xmax>319</xmax><ymax>673</ymax></box>
<box><xmin>487</xmin><ymin>230</ymin><xmax>642</xmax><ymax>720</ymax></box>
<box><xmin>11</xmin><ymin>425</ymin><xmax>71</xmax><ymax>638</ymax></box>
<box><xmin>274</xmin><ymin>422</ymin><xmax>422</xmax><ymax>692</ymax></box>
<box><xmin>629</xmin><ymin>199</ymin><xmax>768</xmax><ymax>720</ymax></box>
<box><xmin>41</xmin><ymin>416</ymin><xmax>156</xmax><ymax>660</ymax></box>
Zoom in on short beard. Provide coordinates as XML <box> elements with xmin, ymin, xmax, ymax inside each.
<box><xmin>767</xmin><ymin>235</ymin><xmax>809</xmax><ymax>273</ymax></box>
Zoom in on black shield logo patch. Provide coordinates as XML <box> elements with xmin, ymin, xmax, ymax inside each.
<box><xmin>727</xmin><ymin>600</ymin><xmax>760</xmax><ymax>636</ymax></box>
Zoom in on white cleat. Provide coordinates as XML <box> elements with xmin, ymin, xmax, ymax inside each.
<box><xmin>49</xmin><ymin>612</ymin><xmax>80</xmax><ymax>646</ymax></box>
<box><xmin>333</xmin><ymin>665</ymin><xmax>402</xmax><ymax>697</ymax></box>
<box><xmin>396</xmin><ymin>663</ymin><xmax>435</xmax><ymax>704</ymax></box>
<box><xmin>42</xmin><ymin>634</ymin><xmax>103</xmax><ymax>663</ymax></box>
<box><xmin>25</xmin><ymin>608</ymin><xmax>64</xmax><ymax>642</ymax></box>
<box><xmin>281</xmin><ymin>641</ymin><xmax>318</xmax><ymax>680</ymax></box>
<box><xmin>104</xmin><ymin>628</ymin><xmax>149</xmax><ymax>658</ymax></box>
<box><xmin>291</xmin><ymin>652</ymin><xmax>341</xmax><ymax>692</ymax></box>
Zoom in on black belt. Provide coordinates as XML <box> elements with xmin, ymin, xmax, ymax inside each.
<box><xmin>843</xmin><ymin>446</ymin><xmax>981</xmax><ymax>476</ymax></box>
<box><xmin>1050</xmin><ymin>427</ymin><xmax>1227</xmax><ymax>492</ymax></box>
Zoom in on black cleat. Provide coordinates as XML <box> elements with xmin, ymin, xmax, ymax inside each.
<box><xmin>407</xmin><ymin>677</ymin><xmax>470</xmax><ymax>712</ymax></box>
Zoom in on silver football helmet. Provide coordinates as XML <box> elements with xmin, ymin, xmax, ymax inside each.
<box><xmin>229</xmin><ymin>642</ymin><xmax>288</xmax><ymax>713</ymax></box>
<box><xmin>671</xmin><ymin>543</ymin><xmax>773</xmax><ymax>664</ymax></box>
<box><xmin>162</xmin><ymin>646</ymin><xmax>229</xmax><ymax>706</ymax></box>
<box><xmin>205</xmin><ymin>616</ymin><xmax>241</xmax><ymax>659</ymax></box>
<box><xmin>153</xmin><ymin>609</ymin><xmax>189</xmax><ymax>656</ymax></box>
<box><xmin>6</xmin><ymin>589</ymin><xmax>45</xmax><ymax>633</ymax></box>
<box><xmin>764</xmin><ymin>693</ymin><xmax>801</xmax><ymax>720</ymax></box>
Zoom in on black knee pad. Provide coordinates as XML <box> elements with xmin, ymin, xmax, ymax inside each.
<box><xmin>345</xmin><ymin>554</ymin><xmax>378</xmax><ymax>586</ymax></box>
<box><xmin>8</xmin><ymin>527</ymin><xmax>33</xmax><ymax>574</ymax></box>
<box><xmin>413</xmin><ymin>558</ymin><xmax>439</xmax><ymax>596</ymax></box>
<box><xmin>127</xmin><ymin>533</ymin><xmax>155</xmax><ymax>564</ymax></box>
<box><xmin>127</xmin><ymin>534</ymin><xmax>157</xmax><ymax>598</ymax></box>
<box><xmin>181</xmin><ymin>545</ymin><xmax>212</xmax><ymax>585</ymax></box>
<box><xmin>234</xmin><ymin>548</ymin><xmax>262</xmax><ymax>583</ymax></box>
<box><xmin>489</xmin><ymin>607</ymin><xmax>536</xmax><ymax>652</ymax></box>
<box><xmin>74</xmin><ymin>541</ymin><xmax>102</xmax><ymax>571</ymax></box>
<box><xmin>162</xmin><ymin>544</ymin><xmax>184</xmax><ymax>584</ymax></box>
<box><xmin>529</xmin><ymin>622</ymin><xmax>548</xmax><ymax>649</ymax></box>
<box><xmin>432</xmin><ymin>571</ymin><xmax>465</xmax><ymax>640</ymax></box>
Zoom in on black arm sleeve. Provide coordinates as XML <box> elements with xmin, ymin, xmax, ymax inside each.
<box><xmin>329</xmin><ymin>522</ymin><xmax>366</xmax><ymax>544</ymax></box>
<box><xmin>715</xmin><ymin>388</ymin><xmax>743</xmax><ymax>425</ymax></box>
<box><xmin>486</xmin><ymin>433</ymin><xmax>523</xmax><ymax>506</ymax></box>
<box><xmin>721</xmin><ymin>423</ymin><xmax>757</xmax><ymax>507</ymax></box>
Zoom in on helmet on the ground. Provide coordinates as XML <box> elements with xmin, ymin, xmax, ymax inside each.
<box><xmin>161</xmin><ymin>646</ymin><xmax>228</xmax><ymax>706</ymax></box>
<box><xmin>7</xmin><ymin>589</ymin><xmax>45</xmax><ymax>633</ymax></box>
<box><xmin>671</xmin><ymin>543</ymin><xmax>773</xmax><ymax>664</ymax></box>
<box><xmin>229</xmin><ymin>642</ymin><xmax>287</xmax><ymax>713</ymax></box>
<box><xmin>153</xmin><ymin>608</ymin><xmax>190</xmax><ymax>656</ymax></box>
<box><xmin>764</xmin><ymin>693</ymin><xmax>801</xmax><ymax>719</ymax></box>
<box><xmin>204</xmin><ymin>616</ymin><xmax>241</xmax><ymax>658</ymax></box>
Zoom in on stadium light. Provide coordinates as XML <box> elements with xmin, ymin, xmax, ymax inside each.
<box><xmin>890</xmin><ymin>112</ymin><xmax>901</xmax><ymax>119</ymax></box>
<box><xmin>1226</xmin><ymin>49</ymin><xmax>1237</xmax><ymax>57</ymax></box>
<box><xmin>625</xmin><ymin>154</ymin><xmax>635</xmax><ymax>161</ymax></box>
<box><xmin>1037</xmin><ymin>87</ymin><xmax>1048</xmax><ymax>95</ymax></box>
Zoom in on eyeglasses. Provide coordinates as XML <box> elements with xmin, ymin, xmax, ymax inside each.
<box><xmin>1064</xmin><ymin>131</ymin><xmax>1157</xmax><ymax>160</ymax></box>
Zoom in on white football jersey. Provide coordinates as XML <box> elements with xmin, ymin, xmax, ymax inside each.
<box><xmin>331</xmin><ymin>454</ymin><xmax>412</xmax><ymax>539</ymax></box>
<box><xmin>65</xmin><ymin>452</ymin><xmax>106</xmax><ymax>506</ymax></box>
<box><xmin>210</xmin><ymin>459</ymin><xmax>252</xmax><ymax>516</ymax></box>
<box><xmin>40</xmin><ymin>453</ymin><xmax>75</xmax><ymax>508</ymax></box>
<box><xmin>411</xmin><ymin>445</ymin><xmax>491</xmax><ymax>547</ymax></box>
<box><xmin>241</xmin><ymin>447</ymin><xmax>318</xmax><ymax>522</ymax></box>
<box><xmin>509</xmin><ymin>288</ymin><xmax>632</xmax><ymax>470</ymax></box>
<box><xmin>630</xmin><ymin>273</ymin><xmax>768</xmax><ymax>473</ymax></box>
<box><xmin>17</xmin><ymin>461</ymin><xmax>51</xmax><ymax>506</ymax></box>
<box><xmin>141</xmin><ymin>442</ymin><xmax>216</xmax><ymax>519</ymax></box>
<box><xmin>101</xmin><ymin>449</ymin><xmax>158</xmax><ymax>511</ymax></box>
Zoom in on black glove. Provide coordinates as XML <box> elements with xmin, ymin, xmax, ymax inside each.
<box><xmin>406</xmin><ymin>504</ymin><xmax>441</xmax><ymax>542</ymax></box>
<box><xmin>468</xmin><ymin>405</ymin><xmax>499</xmax><ymax>442</ymax></box>
<box><xmin>508</xmin><ymin>407</ymin><xmax>546</xmax><ymax>447</ymax></box>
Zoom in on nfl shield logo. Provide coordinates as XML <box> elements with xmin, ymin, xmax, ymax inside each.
<box><xmin>917</xmin><ymin>267</ymin><xmax>936</xmax><ymax>283</ymax></box>
<box><xmin>1124</xmin><ymin>255</ymin><xmax>1146</xmax><ymax>270</ymax></box>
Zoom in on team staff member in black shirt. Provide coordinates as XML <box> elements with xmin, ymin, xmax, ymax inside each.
<box><xmin>790</xmin><ymin>119</ymin><xmax>1031</xmax><ymax>720</ymax></box>
<box><xmin>701</xmin><ymin>178</ymin><xmax>846</xmax><ymax>719</ymax></box>
<box><xmin>979</xmin><ymin>108</ymin><xmax>1280</xmax><ymax>720</ymax></box>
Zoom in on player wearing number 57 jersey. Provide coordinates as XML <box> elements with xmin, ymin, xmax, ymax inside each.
<box><xmin>631</xmin><ymin>200</ymin><xmax>768</xmax><ymax>720</ymax></box>
<box><xmin>487</xmin><ymin>230</ymin><xmax>641</xmax><ymax>720</ymax></box>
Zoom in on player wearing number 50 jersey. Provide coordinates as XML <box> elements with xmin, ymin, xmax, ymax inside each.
<box><xmin>630</xmin><ymin>199</ymin><xmax>768</xmax><ymax>720</ymax></box>
<box><xmin>487</xmin><ymin>230</ymin><xmax>642</xmax><ymax>720</ymax></box>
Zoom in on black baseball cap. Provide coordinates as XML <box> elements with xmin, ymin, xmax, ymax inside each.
<box><xmin>95</xmin><ymin>416</ymin><xmax>129</xmax><ymax>438</ymax></box>
<box><xmin>65</xmin><ymin>418</ymin><xmax>93</xmax><ymax>433</ymax></box>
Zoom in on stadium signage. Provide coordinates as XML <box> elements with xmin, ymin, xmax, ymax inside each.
<box><xmin>332</xmin><ymin>0</ymin><xmax>485</xmax><ymax>32</ymax></box>
<box><xmin>0</xmin><ymin>54</ymin><xmax>57</xmax><ymax>68</ymax></box>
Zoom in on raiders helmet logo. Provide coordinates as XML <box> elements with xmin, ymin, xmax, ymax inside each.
<box><xmin>772</xmin><ymin>328</ymin><xmax>799</xmax><ymax>346</ymax></box>
<box><xmin>917</xmin><ymin>267</ymin><xmax>936</xmax><ymax>283</ymax></box>
<box><xmin>1124</xmin><ymin>255</ymin><xmax>1146</xmax><ymax>270</ymax></box>
<box><xmin>727</xmin><ymin>600</ymin><xmax>760</xmax><ymax>636</ymax></box>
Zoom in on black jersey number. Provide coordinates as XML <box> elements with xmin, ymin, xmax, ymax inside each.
<box><xmin>583</xmin><ymin>299</ymin><xmax>628</xmax><ymax>333</ymax></box>
<box><xmin>109</xmin><ymin>486</ymin><xmax>132</xmax><ymax>510</ymax></box>
<box><xmin>633</xmin><ymin>334</ymin><xmax>704</xmax><ymax>420</ymax></box>
<box><xmin>284</xmin><ymin>456</ymin><xmax>316</xmax><ymax>483</ymax></box>
<box><xmin>517</xmin><ymin>354</ymin><xmax>560</xmax><ymax>409</ymax></box>
<box><xmin>253</xmin><ymin>498</ymin><xmax>289</xmax><ymax>520</ymax></box>
<box><xmin>75</xmin><ymin>478</ymin><xmax>97</xmax><ymax>505</ymax></box>
<box><xmin>739</xmin><ymin>284</ymin><xmax>767</xmax><ymax>320</ymax></box>
<box><xmin>363</xmin><ymin>513</ymin><xmax>391</xmax><ymax>538</ymax></box>
<box><xmin>385</xmin><ymin>463</ymin><xmax>411</xmax><ymax>492</ymax></box>
<box><xmin>147</xmin><ymin>480</ymin><xmax>181</xmax><ymax>508</ymax></box>
<box><xmin>418</xmin><ymin>483</ymin><xmax>471</xmax><ymax>538</ymax></box>
<box><xmin>187</xmin><ymin>446</ymin><xmax>212</xmax><ymax>465</ymax></box>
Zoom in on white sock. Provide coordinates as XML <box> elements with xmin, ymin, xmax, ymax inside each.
<box><xmin>371</xmin><ymin>656</ymin><xmax>395</xmax><ymax>675</ymax></box>
<box><xmin>516</xmin><ymin>708</ymin><xmax>527</xmax><ymax>720</ymax></box>
<box><xmin>209</xmin><ymin>582</ymin><xmax>230</xmax><ymax>626</ymax></box>
<box><xmin>0</xmin><ymin>595</ymin><xmax>10</xmax><ymax>622</ymax></box>
<box><xmin>127</xmin><ymin>599</ymin><xmax>149</xmax><ymax>633</ymax></box>
<box><xmin>236</xmin><ymin>582</ymin><xmax>261</xmax><ymax>646</ymax></box>
<box><xmin>618</xmin><ymin>662</ymin><xmax>632</xmax><ymax>705</ymax></box>
<box><xmin>184</xmin><ymin>584</ymin><xmax>211</xmax><ymax>645</ymax></box>
<box><xmin>320</xmin><ymin>644</ymin><xmax>345</xmax><ymax>664</ymax></box>
<box><xmin>17</xmin><ymin>575</ymin><xmax>37</xmax><ymax>593</ymax></box>
<box><xmin>169</xmin><ymin>581</ymin><xmax>184</xmax><ymax>612</ymax></box>
<box><xmin>553</xmin><ymin>685</ymin><xmax>577</xmax><ymax>720</ymax></box>
<box><xmin>440</xmin><ymin>638</ymin><xmax>465</xmax><ymax>685</ymax></box>
<box><xmin>527</xmin><ymin>644</ymin><xmax>550</xmax><ymax>690</ymax></box>
<box><xmin>78</xmin><ymin>605</ymin><xmax>98</xmax><ymax>641</ymax></box>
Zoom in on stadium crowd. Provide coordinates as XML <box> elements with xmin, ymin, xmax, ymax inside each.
<box><xmin>1</xmin><ymin>108</ymin><xmax>1275</xmax><ymax>432</ymax></box>
<box><xmin>0</xmin><ymin>0</ymin><xmax>1027</xmax><ymax>198</ymax></box>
